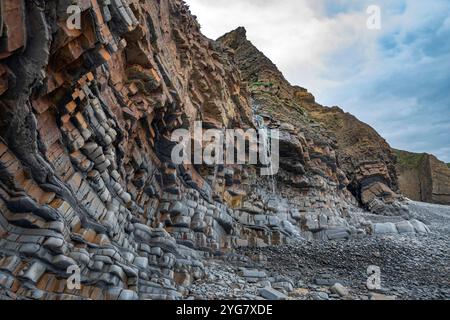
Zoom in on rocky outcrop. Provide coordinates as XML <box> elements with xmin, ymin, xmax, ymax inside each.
<box><xmin>394</xmin><ymin>150</ymin><xmax>450</xmax><ymax>205</ymax></box>
<box><xmin>0</xmin><ymin>0</ymin><xmax>260</xmax><ymax>300</ymax></box>
<box><xmin>0</xmin><ymin>1</ymin><xmax>433</xmax><ymax>301</ymax></box>
<box><xmin>218</xmin><ymin>27</ymin><xmax>401</xmax><ymax>212</ymax></box>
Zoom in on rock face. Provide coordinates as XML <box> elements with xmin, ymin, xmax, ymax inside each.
<box><xmin>218</xmin><ymin>27</ymin><xmax>401</xmax><ymax>212</ymax></box>
<box><xmin>0</xmin><ymin>0</ymin><xmax>259</xmax><ymax>300</ymax></box>
<box><xmin>394</xmin><ymin>150</ymin><xmax>450</xmax><ymax>205</ymax></box>
<box><xmin>0</xmin><ymin>1</ymin><xmax>434</xmax><ymax>300</ymax></box>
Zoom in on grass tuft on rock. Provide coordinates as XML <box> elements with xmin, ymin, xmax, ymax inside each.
<box><xmin>394</xmin><ymin>149</ymin><xmax>425</xmax><ymax>169</ymax></box>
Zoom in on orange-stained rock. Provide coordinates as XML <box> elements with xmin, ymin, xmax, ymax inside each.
<box><xmin>0</xmin><ymin>0</ymin><xmax>26</xmax><ymax>56</ymax></box>
<box><xmin>395</xmin><ymin>150</ymin><xmax>450</xmax><ymax>205</ymax></box>
<box><xmin>65</xmin><ymin>101</ymin><xmax>78</xmax><ymax>114</ymax></box>
<box><xmin>0</xmin><ymin>64</ymin><xmax>8</xmax><ymax>95</ymax></box>
<box><xmin>0</xmin><ymin>0</ymin><xmax>442</xmax><ymax>302</ymax></box>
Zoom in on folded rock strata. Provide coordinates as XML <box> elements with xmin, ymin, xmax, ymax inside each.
<box><xmin>394</xmin><ymin>150</ymin><xmax>450</xmax><ymax>205</ymax></box>
<box><xmin>0</xmin><ymin>1</ymin><xmax>434</xmax><ymax>300</ymax></box>
<box><xmin>218</xmin><ymin>27</ymin><xmax>401</xmax><ymax>212</ymax></box>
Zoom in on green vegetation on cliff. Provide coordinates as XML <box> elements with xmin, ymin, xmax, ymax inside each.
<box><xmin>250</xmin><ymin>81</ymin><xmax>274</xmax><ymax>88</ymax></box>
<box><xmin>393</xmin><ymin>149</ymin><xmax>425</xmax><ymax>169</ymax></box>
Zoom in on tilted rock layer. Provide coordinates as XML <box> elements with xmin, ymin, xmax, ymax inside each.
<box><xmin>218</xmin><ymin>27</ymin><xmax>400</xmax><ymax>212</ymax></box>
<box><xmin>0</xmin><ymin>1</ymin><xmax>430</xmax><ymax>300</ymax></box>
<box><xmin>394</xmin><ymin>150</ymin><xmax>450</xmax><ymax>205</ymax></box>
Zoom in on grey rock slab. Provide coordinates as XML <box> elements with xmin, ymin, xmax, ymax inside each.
<box><xmin>133</xmin><ymin>256</ymin><xmax>149</xmax><ymax>269</ymax></box>
<box><xmin>369</xmin><ymin>292</ymin><xmax>396</xmax><ymax>300</ymax></box>
<box><xmin>314</xmin><ymin>278</ymin><xmax>346</xmax><ymax>286</ymax></box>
<box><xmin>410</xmin><ymin>219</ymin><xmax>431</xmax><ymax>234</ymax></box>
<box><xmin>23</xmin><ymin>261</ymin><xmax>46</xmax><ymax>283</ymax></box>
<box><xmin>330</xmin><ymin>283</ymin><xmax>349</xmax><ymax>297</ymax></box>
<box><xmin>259</xmin><ymin>287</ymin><xmax>287</xmax><ymax>300</ymax></box>
<box><xmin>374</xmin><ymin>222</ymin><xmax>398</xmax><ymax>235</ymax></box>
<box><xmin>310</xmin><ymin>291</ymin><xmax>329</xmax><ymax>300</ymax></box>
<box><xmin>52</xmin><ymin>255</ymin><xmax>77</xmax><ymax>269</ymax></box>
<box><xmin>326</xmin><ymin>227</ymin><xmax>351</xmax><ymax>240</ymax></box>
<box><xmin>395</xmin><ymin>221</ymin><xmax>415</xmax><ymax>234</ymax></box>
<box><xmin>239</xmin><ymin>268</ymin><xmax>267</xmax><ymax>279</ymax></box>
<box><xmin>272</xmin><ymin>281</ymin><xmax>294</xmax><ymax>293</ymax></box>
<box><xmin>0</xmin><ymin>255</ymin><xmax>21</xmax><ymax>273</ymax></box>
<box><xmin>118</xmin><ymin>289</ymin><xmax>139</xmax><ymax>300</ymax></box>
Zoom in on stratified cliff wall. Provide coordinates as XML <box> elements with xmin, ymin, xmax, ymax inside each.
<box><xmin>395</xmin><ymin>150</ymin><xmax>450</xmax><ymax>205</ymax></box>
<box><xmin>218</xmin><ymin>27</ymin><xmax>401</xmax><ymax>213</ymax></box>
<box><xmin>0</xmin><ymin>1</ymin><xmax>430</xmax><ymax>300</ymax></box>
<box><xmin>0</xmin><ymin>0</ymin><xmax>260</xmax><ymax>300</ymax></box>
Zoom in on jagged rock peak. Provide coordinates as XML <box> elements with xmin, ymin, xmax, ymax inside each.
<box><xmin>218</xmin><ymin>26</ymin><xmax>306</xmax><ymax>105</ymax></box>
<box><xmin>220</xmin><ymin>26</ymin><xmax>248</xmax><ymax>42</ymax></box>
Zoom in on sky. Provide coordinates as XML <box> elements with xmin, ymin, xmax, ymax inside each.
<box><xmin>186</xmin><ymin>0</ymin><xmax>450</xmax><ymax>162</ymax></box>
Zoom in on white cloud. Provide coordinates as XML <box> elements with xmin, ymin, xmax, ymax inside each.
<box><xmin>186</xmin><ymin>0</ymin><xmax>450</xmax><ymax>162</ymax></box>
<box><xmin>187</xmin><ymin>0</ymin><xmax>373</xmax><ymax>92</ymax></box>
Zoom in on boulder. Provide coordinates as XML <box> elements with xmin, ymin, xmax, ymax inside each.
<box><xmin>374</xmin><ymin>222</ymin><xmax>398</xmax><ymax>235</ymax></box>
<box><xmin>410</xmin><ymin>220</ymin><xmax>430</xmax><ymax>234</ymax></box>
<box><xmin>259</xmin><ymin>287</ymin><xmax>287</xmax><ymax>300</ymax></box>
<box><xmin>395</xmin><ymin>221</ymin><xmax>415</xmax><ymax>234</ymax></box>
<box><xmin>330</xmin><ymin>283</ymin><xmax>349</xmax><ymax>297</ymax></box>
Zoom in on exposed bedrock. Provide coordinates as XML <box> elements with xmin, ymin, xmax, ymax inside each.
<box><xmin>394</xmin><ymin>150</ymin><xmax>450</xmax><ymax>205</ymax></box>
<box><xmin>0</xmin><ymin>1</ymin><xmax>435</xmax><ymax>300</ymax></box>
<box><xmin>218</xmin><ymin>27</ymin><xmax>402</xmax><ymax>213</ymax></box>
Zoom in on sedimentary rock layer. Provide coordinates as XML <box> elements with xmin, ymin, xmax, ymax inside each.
<box><xmin>218</xmin><ymin>27</ymin><xmax>401</xmax><ymax>212</ymax></box>
<box><xmin>0</xmin><ymin>0</ymin><xmax>258</xmax><ymax>300</ymax></box>
<box><xmin>0</xmin><ymin>0</ymin><xmax>428</xmax><ymax>300</ymax></box>
<box><xmin>395</xmin><ymin>150</ymin><xmax>450</xmax><ymax>205</ymax></box>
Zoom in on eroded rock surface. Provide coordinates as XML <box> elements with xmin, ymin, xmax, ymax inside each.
<box><xmin>218</xmin><ymin>27</ymin><xmax>401</xmax><ymax>214</ymax></box>
<box><xmin>0</xmin><ymin>1</ymin><xmax>442</xmax><ymax>300</ymax></box>
<box><xmin>187</xmin><ymin>200</ymin><xmax>450</xmax><ymax>300</ymax></box>
<box><xmin>395</xmin><ymin>150</ymin><xmax>450</xmax><ymax>205</ymax></box>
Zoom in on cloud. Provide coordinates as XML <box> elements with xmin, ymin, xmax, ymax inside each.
<box><xmin>186</xmin><ymin>0</ymin><xmax>450</xmax><ymax>162</ymax></box>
